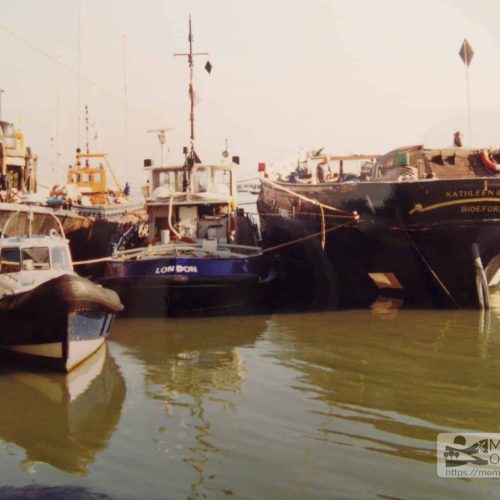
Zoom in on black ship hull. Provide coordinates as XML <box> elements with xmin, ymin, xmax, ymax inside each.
<box><xmin>0</xmin><ymin>274</ymin><xmax>123</xmax><ymax>371</ymax></box>
<box><xmin>258</xmin><ymin>177</ymin><xmax>500</xmax><ymax>309</ymax></box>
<box><xmin>98</xmin><ymin>254</ymin><xmax>278</xmax><ymax>318</ymax></box>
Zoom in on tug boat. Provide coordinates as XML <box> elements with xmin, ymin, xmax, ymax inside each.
<box><xmin>258</xmin><ymin>143</ymin><xmax>500</xmax><ymax>310</ymax></box>
<box><xmin>0</xmin><ymin>207</ymin><xmax>123</xmax><ymax>371</ymax></box>
<box><xmin>99</xmin><ymin>159</ymin><xmax>275</xmax><ymax>317</ymax></box>
<box><xmin>97</xmin><ymin>17</ymin><xmax>276</xmax><ymax>317</ymax></box>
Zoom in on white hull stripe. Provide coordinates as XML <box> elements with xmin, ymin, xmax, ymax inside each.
<box><xmin>6</xmin><ymin>338</ymin><xmax>106</xmax><ymax>371</ymax></box>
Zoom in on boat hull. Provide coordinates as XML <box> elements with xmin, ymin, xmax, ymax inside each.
<box><xmin>98</xmin><ymin>255</ymin><xmax>277</xmax><ymax>317</ymax></box>
<box><xmin>0</xmin><ymin>274</ymin><xmax>123</xmax><ymax>371</ymax></box>
<box><xmin>258</xmin><ymin>177</ymin><xmax>500</xmax><ymax>309</ymax></box>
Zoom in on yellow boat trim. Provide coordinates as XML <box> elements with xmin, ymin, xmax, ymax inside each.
<box><xmin>409</xmin><ymin>197</ymin><xmax>500</xmax><ymax>215</ymax></box>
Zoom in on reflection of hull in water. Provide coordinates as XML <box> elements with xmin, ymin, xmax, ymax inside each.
<box><xmin>264</xmin><ymin>304</ymin><xmax>500</xmax><ymax>435</ymax></box>
<box><xmin>111</xmin><ymin>316</ymin><xmax>267</xmax><ymax>393</ymax></box>
<box><xmin>0</xmin><ymin>344</ymin><xmax>126</xmax><ymax>474</ymax></box>
<box><xmin>258</xmin><ymin>177</ymin><xmax>500</xmax><ymax>309</ymax></box>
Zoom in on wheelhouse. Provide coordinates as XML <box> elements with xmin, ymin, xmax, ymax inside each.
<box><xmin>0</xmin><ymin>236</ymin><xmax>73</xmax><ymax>274</ymax></box>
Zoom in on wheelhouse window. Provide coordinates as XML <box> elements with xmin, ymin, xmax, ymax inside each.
<box><xmin>152</xmin><ymin>168</ymin><xmax>185</xmax><ymax>192</ymax></box>
<box><xmin>0</xmin><ymin>247</ymin><xmax>21</xmax><ymax>273</ymax></box>
<box><xmin>51</xmin><ymin>246</ymin><xmax>71</xmax><ymax>271</ymax></box>
<box><xmin>194</xmin><ymin>166</ymin><xmax>209</xmax><ymax>192</ymax></box>
<box><xmin>21</xmin><ymin>247</ymin><xmax>50</xmax><ymax>270</ymax></box>
<box><xmin>213</xmin><ymin>169</ymin><xmax>232</xmax><ymax>195</ymax></box>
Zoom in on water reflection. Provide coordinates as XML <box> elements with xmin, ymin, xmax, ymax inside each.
<box><xmin>111</xmin><ymin>316</ymin><xmax>267</xmax><ymax>393</ymax></box>
<box><xmin>263</xmin><ymin>304</ymin><xmax>500</xmax><ymax>466</ymax></box>
<box><xmin>0</xmin><ymin>344</ymin><xmax>125</xmax><ymax>475</ymax></box>
<box><xmin>110</xmin><ymin>316</ymin><xmax>268</xmax><ymax>497</ymax></box>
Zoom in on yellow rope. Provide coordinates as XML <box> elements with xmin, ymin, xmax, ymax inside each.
<box><xmin>320</xmin><ymin>205</ymin><xmax>326</xmax><ymax>249</ymax></box>
<box><xmin>260</xmin><ymin>219</ymin><xmax>357</xmax><ymax>255</ymax></box>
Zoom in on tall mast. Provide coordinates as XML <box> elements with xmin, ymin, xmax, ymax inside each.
<box><xmin>78</xmin><ymin>0</ymin><xmax>83</xmax><ymax>148</ymax></box>
<box><xmin>123</xmin><ymin>34</ymin><xmax>128</xmax><ymax>179</ymax></box>
<box><xmin>174</xmin><ymin>15</ymin><xmax>211</xmax><ymax>157</ymax></box>
<box><xmin>0</xmin><ymin>89</ymin><xmax>4</xmax><ymax>120</ymax></box>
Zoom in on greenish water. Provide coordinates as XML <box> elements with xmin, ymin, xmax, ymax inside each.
<box><xmin>2</xmin><ymin>300</ymin><xmax>500</xmax><ymax>498</ymax></box>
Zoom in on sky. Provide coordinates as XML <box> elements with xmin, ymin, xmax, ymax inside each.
<box><xmin>1</xmin><ymin>0</ymin><xmax>500</xmax><ymax>186</ymax></box>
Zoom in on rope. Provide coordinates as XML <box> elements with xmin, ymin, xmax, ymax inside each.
<box><xmin>73</xmin><ymin>219</ymin><xmax>357</xmax><ymax>265</ymax></box>
<box><xmin>320</xmin><ymin>206</ymin><xmax>326</xmax><ymax>249</ymax></box>
<box><xmin>250</xmin><ymin>211</ymin><xmax>356</xmax><ymax>220</ymax></box>
<box><xmin>396</xmin><ymin>214</ymin><xmax>459</xmax><ymax>307</ymax></box>
<box><xmin>260</xmin><ymin>219</ymin><xmax>357</xmax><ymax>255</ymax></box>
<box><xmin>264</xmin><ymin>179</ymin><xmax>356</xmax><ymax>216</ymax></box>
<box><xmin>73</xmin><ymin>256</ymin><xmax>114</xmax><ymax>266</ymax></box>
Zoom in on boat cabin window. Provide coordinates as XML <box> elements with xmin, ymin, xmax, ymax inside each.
<box><xmin>51</xmin><ymin>245</ymin><xmax>71</xmax><ymax>271</ymax></box>
<box><xmin>213</xmin><ymin>169</ymin><xmax>232</xmax><ymax>195</ymax></box>
<box><xmin>6</xmin><ymin>167</ymin><xmax>21</xmax><ymax>190</ymax></box>
<box><xmin>21</xmin><ymin>247</ymin><xmax>50</xmax><ymax>270</ymax></box>
<box><xmin>194</xmin><ymin>167</ymin><xmax>209</xmax><ymax>193</ymax></box>
<box><xmin>0</xmin><ymin>247</ymin><xmax>21</xmax><ymax>273</ymax></box>
<box><xmin>152</xmin><ymin>169</ymin><xmax>186</xmax><ymax>192</ymax></box>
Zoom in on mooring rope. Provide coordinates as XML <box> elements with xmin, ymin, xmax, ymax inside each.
<box><xmin>264</xmin><ymin>179</ymin><xmax>356</xmax><ymax>216</ymax></box>
<box><xmin>249</xmin><ymin>211</ymin><xmax>356</xmax><ymax>220</ymax></box>
<box><xmin>73</xmin><ymin>256</ymin><xmax>114</xmax><ymax>266</ymax></box>
<box><xmin>260</xmin><ymin>219</ymin><xmax>357</xmax><ymax>255</ymax></box>
<box><xmin>396</xmin><ymin>214</ymin><xmax>459</xmax><ymax>307</ymax></box>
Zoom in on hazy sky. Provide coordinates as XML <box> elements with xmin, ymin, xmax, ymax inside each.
<box><xmin>1</xmin><ymin>0</ymin><xmax>500</xmax><ymax>185</ymax></box>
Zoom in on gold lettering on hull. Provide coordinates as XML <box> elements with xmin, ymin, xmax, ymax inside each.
<box><xmin>409</xmin><ymin>197</ymin><xmax>500</xmax><ymax>215</ymax></box>
<box><xmin>461</xmin><ymin>205</ymin><xmax>500</xmax><ymax>213</ymax></box>
<box><xmin>445</xmin><ymin>189</ymin><xmax>500</xmax><ymax>198</ymax></box>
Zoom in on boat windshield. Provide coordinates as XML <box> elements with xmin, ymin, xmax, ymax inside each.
<box><xmin>0</xmin><ymin>246</ymin><xmax>51</xmax><ymax>273</ymax></box>
<box><xmin>0</xmin><ymin>247</ymin><xmax>21</xmax><ymax>273</ymax></box>
<box><xmin>152</xmin><ymin>168</ymin><xmax>186</xmax><ymax>193</ymax></box>
<box><xmin>51</xmin><ymin>245</ymin><xmax>71</xmax><ymax>271</ymax></box>
<box><xmin>22</xmin><ymin>247</ymin><xmax>51</xmax><ymax>270</ymax></box>
<box><xmin>192</xmin><ymin>166</ymin><xmax>232</xmax><ymax>195</ymax></box>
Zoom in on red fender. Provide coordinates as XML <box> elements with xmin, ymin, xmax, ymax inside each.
<box><xmin>480</xmin><ymin>150</ymin><xmax>500</xmax><ymax>173</ymax></box>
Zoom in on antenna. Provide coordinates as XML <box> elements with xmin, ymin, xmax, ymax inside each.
<box><xmin>148</xmin><ymin>128</ymin><xmax>173</xmax><ymax>166</ymax></box>
<box><xmin>78</xmin><ymin>0</ymin><xmax>83</xmax><ymax>148</ymax></box>
<box><xmin>123</xmin><ymin>34</ymin><xmax>128</xmax><ymax>179</ymax></box>
<box><xmin>222</xmin><ymin>138</ymin><xmax>229</xmax><ymax>158</ymax></box>
<box><xmin>0</xmin><ymin>89</ymin><xmax>4</xmax><ymax>120</ymax></box>
<box><xmin>84</xmin><ymin>105</ymin><xmax>90</xmax><ymax>165</ymax></box>
<box><xmin>174</xmin><ymin>15</ymin><xmax>211</xmax><ymax>157</ymax></box>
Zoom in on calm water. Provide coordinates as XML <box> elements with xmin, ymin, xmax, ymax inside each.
<box><xmin>1</xmin><ymin>298</ymin><xmax>500</xmax><ymax>498</ymax></box>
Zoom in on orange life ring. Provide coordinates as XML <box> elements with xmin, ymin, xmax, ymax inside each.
<box><xmin>480</xmin><ymin>150</ymin><xmax>500</xmax><ymax>173</ymax></box>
